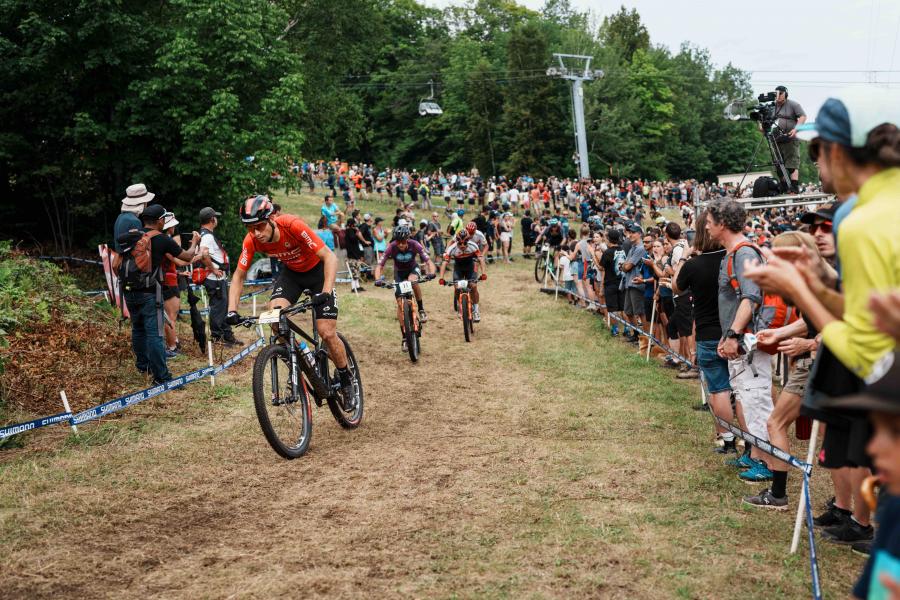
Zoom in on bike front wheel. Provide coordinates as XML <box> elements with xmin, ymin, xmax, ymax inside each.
<box><xmin>460</xmin><ymin>294</ymin><xmax>472</xmax><ymax>342</ymax></box>
<box><xmin>252</xmin><ymin>344</ymin><xmax>312</xmax><ymax>459</ymax></box>
<box><xmin>325</xmin><ymin>333</ymin><xmax>365</xmax><ymax>429</ymax></box>
<box><xmin>403</xmin><ymin>301</ymin><xmax>419</xmax><ymax>363</ymax></box>
<box><xmin>534</xmin><ymin>255</ymin><xmax>546</xmax><ymax>283</ymax></box>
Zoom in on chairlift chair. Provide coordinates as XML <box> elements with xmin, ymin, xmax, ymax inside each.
<box><xmin>418</xmin><ymin>79</ymin><xmax>443</xmax><ymax>116</ymax></box>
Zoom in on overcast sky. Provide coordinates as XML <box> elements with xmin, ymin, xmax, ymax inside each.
<box><xmin>424</xmin><ymin>0</ymin><xmax>900</xmax><ymax>120</ymax></box>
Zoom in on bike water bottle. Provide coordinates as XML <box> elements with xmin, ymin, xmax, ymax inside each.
<box><xmin>298</xmin><ymin>341</ymin><xmax>317</xmax><ymax>371</ymax></box>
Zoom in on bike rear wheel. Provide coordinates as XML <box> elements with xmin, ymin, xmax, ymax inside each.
<box><xmin>461</xmin><ymin>294</ymin><xmax>471</xmax><ymax>342</ymax></box>
<box><xmin>325</xmin><ymin>333</ymin><xmax>365</xmax><ymax>429</ymax></box>
<box><xmin>403</xmin><ymin>301</ymin><xmax>419</xmax><ymax>363</ymax></box>
<box><xmin>252</xmin><ymin>344</ymin><xmax>312</xmax><ymax>459</ymax></box>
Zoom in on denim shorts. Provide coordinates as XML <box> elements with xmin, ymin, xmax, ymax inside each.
<box><xmin>696</xmin><ymin>339</ymin><xmax>731</xmax><ymax>393</ymax></box>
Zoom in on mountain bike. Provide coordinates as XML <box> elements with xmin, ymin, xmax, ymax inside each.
<box><xmin>442</xmin><ymin>277</ymin><xmax>483</xmax><ymax>342</ymax></box>
<box><xmin>534</xmin><ymin>243</ymin><xmax>558</xmax><ymax>285</ymax></box>
<box><xmin>237</xmin><ymin>292</ymin><xmax>363</xmax><ymax>459</ymax></box>
<box><xmin>375</xmin><ymin>275</ymin><xmax>434</xmax><ymax>363</ymax></box>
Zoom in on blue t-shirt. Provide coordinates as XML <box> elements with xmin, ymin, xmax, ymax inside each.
<box><xmin>321</xmin><ymin>203</ymin><xmax>338</xmax><ymax>226</ymax></box>
<box><xmin>854</xmin><ymin>494</ymin><xmax>900</xmax><ymax>599</ymax></box>
<box><xmin>316</xmin><ymin>228</ymin><xmax>335</xmax><ymax>250</ymax></box>
<box><xmin>641</xmin><ymin>262</ymin><xmax>655</xmax><ymax>298</ymax></box>
<box><xmin>832</xmin><ymin>195</ymin><xmax>857</xmax><ymax>281</ymax></box>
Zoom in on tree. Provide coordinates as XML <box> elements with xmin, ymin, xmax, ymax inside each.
<box><xmin>599</xmin><ymin>6</ymin><xmax>649</xmax><ymax>62</ymax></box>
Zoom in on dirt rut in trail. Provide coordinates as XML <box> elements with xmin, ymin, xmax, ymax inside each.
<box><xmin>2</xmin><ymin>266</ymin><xmax>600</xmax><ymax>599</ymax></box>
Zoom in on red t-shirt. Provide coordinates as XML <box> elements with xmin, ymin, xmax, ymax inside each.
<box><xmin>238</xmin><ymin>214</ymin><xmax>324</xmax><ymax>273</ymax></box>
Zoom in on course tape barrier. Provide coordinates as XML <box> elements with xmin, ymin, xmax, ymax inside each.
<box><xmin>38</xmin><ymin>255</ymin><xmax>104</xmax><ymax>266</ymax></box>
<box><xmin>711</xmin><ymin>413</ymin><xmax>813</xmax><ymax>476</ymax></box>
<box><xmin>803</xmin><ymin>470</ymin><xmax>824</xmax><ymax>600</ymax></box>
<box><xmin>179</xmin><ymin>286</ymin><xmax>273</xmax><ymax>316</ymax></box>
<box><xmin>0</xmin><ymin>337</ymin><xmax>265</xmax><ymax>438</ymax></box>
<box><xmin>0</xmin><ymin>411</ymin><xmax>74</xmax><ymax>440</ymax></box>
<box><xmin>539</xmin><ymin>285</ymin><xmax>695</xmax><ymax>367</ymax></box>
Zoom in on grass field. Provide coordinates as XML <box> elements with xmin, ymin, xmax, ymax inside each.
<box><xmin>0</xmin><ymin>188</ymin><xmax>863</xmax><ymax>598</ymax></box>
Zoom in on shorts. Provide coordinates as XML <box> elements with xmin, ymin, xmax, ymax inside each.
<box><xmin>162</xmin><ymin>285</ymin><xmax>180</xmax><ymax>302</ymax></box>
<box><xmin>622</xmin><ymin>287</ymin><xmax>644</xmax><ymax>317</ymax></box>
<box><xmin>820</xmin><ymin>416</ymin><xmax>874</xmax><ymax>469</ymax></box>
<box><xmin>777</xmin><ymin>139</ymin><xmax>801</xmax><ymax>170</ymax></box>
<box><xmin>394</xmin><ymin>267</ymin><xmax>422</xmax><ymax>296</ymax></box>
<box><xmin>564</xmin><ymin>280</ymin><xmax>577</xmax><ymax>294</ymax></box>
<box><xmin>500</xmin><ymin>232</ymin><xmax>512</xmax><ymax>243</ymax></box>
<box><xmin>672</xmin><ymin>295</ymin><xmax>693</xmax><ymax>338</ymax></box>
<box><xmin>453</xmin><ymin>261</ymin><xmax>476</xmax><ymax>282</ymax></box>
<box><xmin>575</xmin><ymin>260</ymin><xmax>590</xmax><ymax>281</ymax></box>
<box><xmin>728</xmin><ymin>352</ymin><xmax>773</xmax><ymax>442</ymax></box>
<box><xmin>783</xmin><ymin>357</ymin><xmax>812</xmax><ymax>396</ymax></box>
<box><xmin>270</xmin><ymin>261</ymin><xmax>337</xmax><ymax>320</ymax></box>
<box><xmin>643</xmin><ymin>295</ymin><xmax>655</xmax><ymax>321</ymax></box>
<box><xmin>696</xmin><ymin>340</ymin><xmax>731</xmax><ymax>393</ymax></box>
<box><xmin>604</xmin><ymin>285</ymin><xmax>623</xmax><ymax>312</ymax></box>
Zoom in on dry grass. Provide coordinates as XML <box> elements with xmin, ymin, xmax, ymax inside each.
<box><xmin>0</xmin><ymin>191</ymin><xmax>862</xmax><ymax>599</ymax></box>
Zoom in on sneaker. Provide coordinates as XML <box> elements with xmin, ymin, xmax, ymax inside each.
<box><xmin>663</xmin><ymin>357</ymin><xmax>681</xmax><ymax>369</ymax></box>
<box><xmin>418</xmin><ymin>309</ymin><xmax>428</xmax><ymax>323</ymax></box>
<box><xmin>610</xmin><ymin>326</ymin><xmax>619</xmax><ymax>337</ymax></box>
<box><xmin>473</xmin><ymin>307</ymin><xmax>481</xmax><ymax>322</ymax></box>
<box><xmin>713</xmin><ymin>439</ymin><xmax>737</xmax><ymax>454</ymax></box>
<box><xmin>401</xmin><ymin>339</ymin><xmax>408</xmax><ymax>352</ymax></box>
<box><xmin>851</xmin><ymin>540</ymin><xmax>872</xmax><ymax>557</ymax></box>
<box><xmin>739</xmin><ymin>461</ymin><xmax>773</xmax><ymax>484</ymax></box>
<box><xmin>676</xmin><ymin>367</ymin><xmax>700</xmax><ymax>379</ymax></box>
<box><xmin>725</xmin><ymin>454</ymin><xmax>757</xmax><ymax>469</ymax></box>
<box><xmin>743</xmin><ymin>488</ymin><xmax>789</xmax><ymax>511</ymax></box>
<box><xmin>813</xmin><ymin>504</ymin><xmax>852</xmax><ymax>528</ymax></box>
<box><xmin>822</xmin><ymin>518</ymin><xmax>874</xmax><ymax>545</ymax></box>
<box><xmin>165</xmin><ymin>348</ymin><xmax>180</xmax><ymax>358</ymax></box>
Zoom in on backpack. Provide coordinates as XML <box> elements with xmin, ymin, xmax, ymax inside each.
<box><xmin>191</xmin><ymin>229</ymin><xmax>230</xmax><ymax>285</ymax></box>
<box><xmin>725</xmin><ymin>241</ymin><xmax>799</xmax><ymax>354</ymax></box>
<box><xmin>116</xmin><ymin>228</ymin><xmax>162</xmax><ymax>291</ymax></box>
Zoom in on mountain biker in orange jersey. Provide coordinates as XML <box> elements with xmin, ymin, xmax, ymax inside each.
<box><xmin>225</xmin><ymin>195</ymin><xmax>356</xmax><ymax>406</ymax></box>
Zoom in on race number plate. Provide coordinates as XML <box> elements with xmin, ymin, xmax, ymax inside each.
<box><xmin>541</xmin><ymin>244</ymin><xmax>550</xmax><ymax>252</ymax></box>
<box><xmin>398</xmin><ymin>280</ymin><xmax>414</xmax><ymax>294</ymax></box>
<box><xmin>456</xmin><ymin>280</ymin><xmax>469</xmax><ymax>290</ymax></box>
<box><xmin>257</xmin><ymin>309</ymin><xmax>281</xmax><ymax>324</ymax></box>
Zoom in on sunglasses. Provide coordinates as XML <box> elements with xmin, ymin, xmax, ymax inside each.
<box><xmin>809</xmin><ymin>220</ymin><xmax>833</xmax><ymax>235</ymax></box>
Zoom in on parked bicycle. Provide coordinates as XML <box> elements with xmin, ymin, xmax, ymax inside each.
<box><xmin>375</xmin><ymin>274</ymin><xmax>435</xmax><ymax>362</ymax></box>
<box><xmin>441</xmin><ymin>277</ymin><xmax>484</xmax><ymax>342</ymax></box>
<box><xmin>237</xmin><ymin>291</ymin><xmax>363</xmax><ymax>459</ymax></box>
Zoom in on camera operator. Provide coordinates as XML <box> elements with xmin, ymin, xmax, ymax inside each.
<box><xmin>773</xmin><ymin>85</ymin><xmax>807</xmax><ymax>194</ymax></box>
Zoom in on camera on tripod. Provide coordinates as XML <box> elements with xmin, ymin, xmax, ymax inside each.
<box><xmin>723</xmin><ymin>92</ymin><xmax>794</xmax><ymax>197</ymax></box>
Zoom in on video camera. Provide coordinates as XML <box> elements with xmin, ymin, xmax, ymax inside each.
<box><xmin>748</xmin><ymin>92</ymin><xmax>778</xmax><ymax>128</ymax></box>
<box><xmin>723</xmin><ymin>91</ymin><xmax>793</xmax><ymax>197</ymax></box>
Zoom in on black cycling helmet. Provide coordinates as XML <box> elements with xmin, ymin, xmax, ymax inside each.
<box><xmin>393</xmin><ymin>224</ymin><xmax>412</xmax><ymax>240</ymax></box>
<box><xmin>240</xmin><ymin>194</ymin><xmax>274</xmax><ymax>224</ymax></box>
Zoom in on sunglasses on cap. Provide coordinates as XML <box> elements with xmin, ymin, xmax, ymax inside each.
<box><xmin>809</xmin><ymin>220</ymin><xmax>833</xmax><ymax>235</ymax></box>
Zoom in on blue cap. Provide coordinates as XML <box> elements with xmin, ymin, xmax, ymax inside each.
<box><xmin>797</xmin><ymin>87</ymin><xmax>900</xmax><ymax>147</ymax></box>
<box><xmin>456</xmin><ymin>209</ymin><xmax>465</xmax><ymax>216</ymax></box>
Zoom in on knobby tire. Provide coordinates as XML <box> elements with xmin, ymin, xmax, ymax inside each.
<box><xmin>461</xmin><ymin>294</ymin><xmax>471</xmax><ymax>343</ymax></box>
<box><xmin>252</xmin><ymin>344</ymin><xmax>312</xmax><ymax>459</ymax></box>
<box><xmin>403</xmin><ymin>301</ymin><xmax>419</xmax><ymax>362</ymax></box>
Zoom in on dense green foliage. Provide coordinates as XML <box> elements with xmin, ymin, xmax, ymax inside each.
<box><xmin>2</xmin><ymin>0</ymin><xmax>763</xmax><ymax>250</ymax></box>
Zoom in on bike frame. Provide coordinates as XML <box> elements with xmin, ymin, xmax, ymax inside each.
<box><xmin>540</xmin><ymin>244</ymin><xmax>559</xmax><ymax>288</ymax></box>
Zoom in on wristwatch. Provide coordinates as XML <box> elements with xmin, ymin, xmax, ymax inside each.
<box><xmin>725</xmin><ymin>329</ymin><xmax>742</xmax><ymax>340</ymax></box>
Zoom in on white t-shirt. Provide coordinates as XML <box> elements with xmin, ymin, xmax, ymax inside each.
<box><xmin>200</xmin><ymin>230</ymin><xmax>227</xmax><ymax>281</ymax></box>
<box><xmin>560</xmin><ymin>255</ymin><xmax>573</xmax><ymax>281</ymax></box>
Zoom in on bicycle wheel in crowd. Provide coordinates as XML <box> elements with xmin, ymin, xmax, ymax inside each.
<box><xmin>403</xmin><ymin>301</ymin><xmax>419</xmax><ymax>363</ymax></box>
<box><xmin>460</xmin><ymin>294</ymin><xmax>471</xmax><ymax>343</ymax></box>
<box><xmin>252</xmin><ymin>344</ymin><xmax>312</xmax><ymax>459</ymax></box>
<box><xmin>325</xmin><ymin>333</ymin><xmax>364</xmax><ymax>429</ymax></box>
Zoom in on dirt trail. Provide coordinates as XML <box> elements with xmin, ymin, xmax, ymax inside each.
<box><xmin>0</xmin><ymin>265</ymin><xmax>591</xmax><ymax>598</ymax></box>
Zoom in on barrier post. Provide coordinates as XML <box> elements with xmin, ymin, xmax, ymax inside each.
<box><xmin>60</xmin><ymin>391</ymin><xmax>77</xmax><ymax>435</ymax></box>
<box><xmin>200</xmin><ymin>287</ymin><xmax>215</xmax><ymax>387</ymax></box>
<box><xmin>791</xmin><ymin>420</ymin><xmax>820</xmax><ymax>553</ymax></box>
<box><xmin>554</xmin><ymin>264</ymin><xmax>561</xmax><ymax>301</ymax></box>
<box><xmin>646</xmin><ymin>295</ymin><xmax>657</xmax><ymax>362</ymax></box>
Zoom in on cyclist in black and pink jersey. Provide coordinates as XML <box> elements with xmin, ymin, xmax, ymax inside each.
<box><xmin>374</xmin><ymin>224</ymin><xmax>436</xmax><ymax>324</ymax></box>
<box><xmin>439</xmin><ymin>230</ymin><xmax>488</xmax><ymax>322</ymax></box>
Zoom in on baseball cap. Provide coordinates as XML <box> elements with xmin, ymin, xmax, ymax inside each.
<box><xmin>626</xmin><ymin>223</ymin><xmax>643</xmax><ymax>233</ymax></box>
<box><xmin>823</xmin><ymin>352</ymin><xmax>900</xmax><ymax>414</ymax></box>
<box><xmin>142</xmin><ymin>204</ymin><xmax>166</xmax><ymax>222</ymax></box>
<box><xmin>799</xmin><ymin>205</ymin><xmax>837</xmax><ymax>225</ymax></box>
<box><xmin>363</xmin><ymin>213</ymin><xmax>372</xmax><ymax>220</ymax></box>
<box><xmin>199</xmin><ymin>207</ymin><xmax>221</xmax><ymax>223</ymax></box>
<box><xmin>796</xmin><ymin>87</ymin><xmax>900</xmax><ymax>146</ymax></box>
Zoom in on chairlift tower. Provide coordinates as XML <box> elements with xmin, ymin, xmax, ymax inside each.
<box><xmin>547</xmin><ymin>54</ymin><xmax>603</xmax><ymax>181</ymax></box>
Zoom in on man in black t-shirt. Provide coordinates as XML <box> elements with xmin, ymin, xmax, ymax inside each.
<box><xmin>520</xmin><ymin>210</ymin><xmax>535</xmax><ymax>257</ymax></box>
<box><xmin>599</xmin><ymin>229</ymin><xmax>626</xmax><ymax>336</ymax></box>
<box><xmin>124</xmin><ymin>204</ymin><xmax>201</xmax><ymax>384</ymax></box>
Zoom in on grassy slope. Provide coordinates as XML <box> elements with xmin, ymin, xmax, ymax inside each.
<box><xmin>0</xmin><ymin>189</ymin><xmax>861</xmax><ymax>599</ymax></box>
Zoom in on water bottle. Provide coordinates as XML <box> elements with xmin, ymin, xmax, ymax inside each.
<box><xmin>297</xmin><ymin>341</ymin><xmax>317</xmax><ymax>371</ymax></box>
